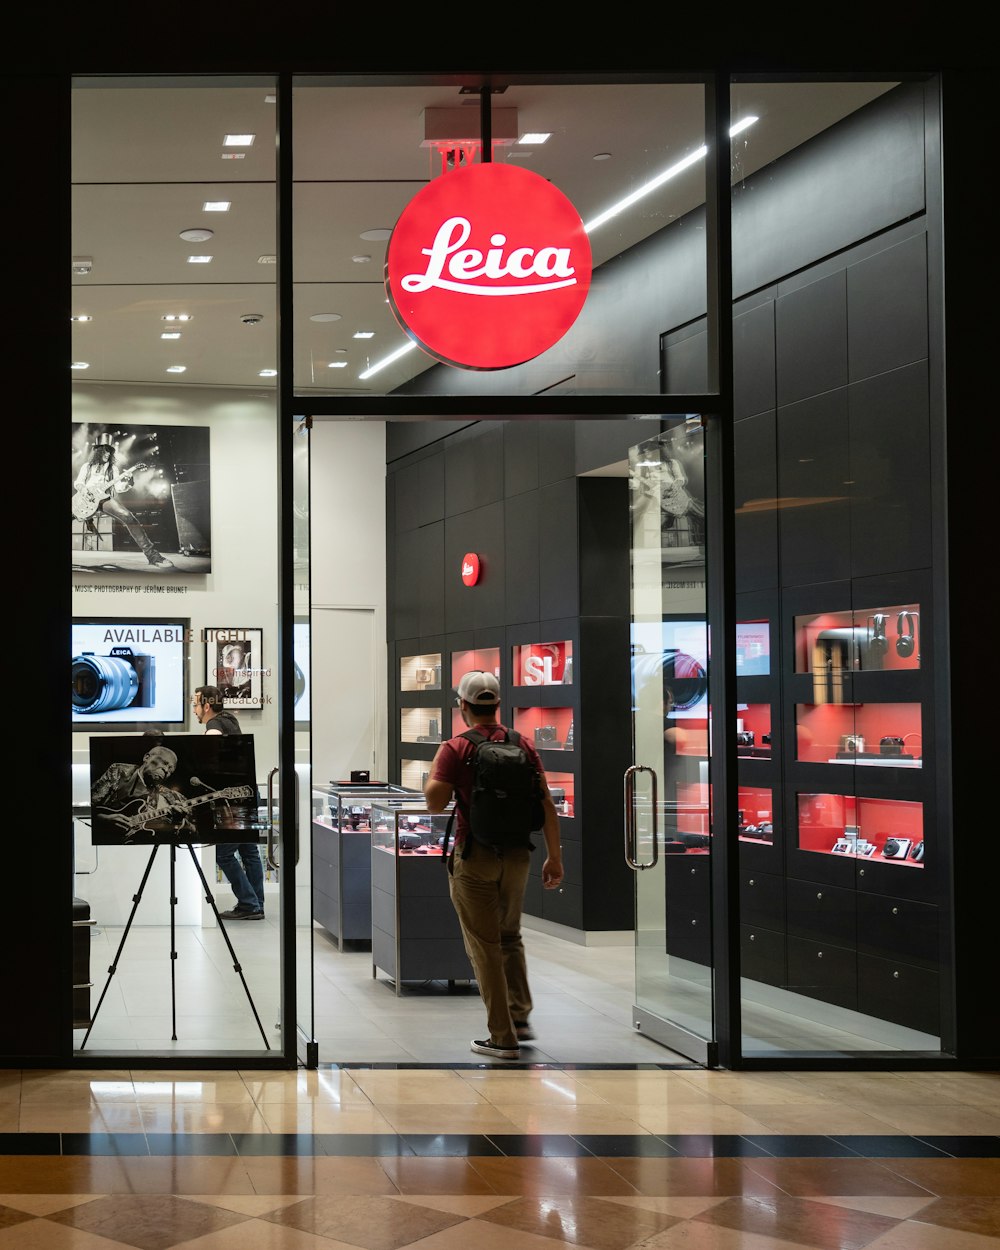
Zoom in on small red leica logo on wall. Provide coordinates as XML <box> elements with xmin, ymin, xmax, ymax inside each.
<box><xmin>386</xmin><ymin>163</ymin><xmax>592</xmax><ymax>371</ymax></box>
<box><xmin>461</xmin><ymin>553</ymin><xmax>481</xmax><ymax>586</ymax></box>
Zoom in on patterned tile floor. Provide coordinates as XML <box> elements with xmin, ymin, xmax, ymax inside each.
<box><xmin>1</xmin><ymin>1066</ymin><xmax>999</xmax><ymax>1247</ymax></box>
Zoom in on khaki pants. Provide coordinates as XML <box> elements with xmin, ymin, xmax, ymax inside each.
<box><xmin>449</xmin><ymin>840</ymin><xmax>532</xmax><ymax>1049</ymax></box>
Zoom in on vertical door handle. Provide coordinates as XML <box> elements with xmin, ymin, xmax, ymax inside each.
<box><xmin>266</xmin><ymin>766</ymin><xmax>280</xmax><ymax>870</ymax></box>
<box><xmin>624</xmin><ymin>764</ymin><xmax>659</xmax><ymax>871</ymax></box>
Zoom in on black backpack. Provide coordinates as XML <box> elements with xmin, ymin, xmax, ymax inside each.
<box><xmin>445</xmin><ymin>727</ymin><xmax>544</xmax><ymax>858</ymax></box>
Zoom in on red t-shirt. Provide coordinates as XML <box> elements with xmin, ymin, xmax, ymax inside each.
<box><xmin>431</xmin><ymin>722</ymin><xmax>544</xmax><ymax>845</ymax></box>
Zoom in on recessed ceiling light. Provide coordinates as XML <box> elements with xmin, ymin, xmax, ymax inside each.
<box><xmin>221</xmin><ymin>153</ymin><xmax>245</xmax><ymax>160</ymax></box>
<box><xmin>70</xmin><ymin>314</ymin><xmax>93</xmax><ymax>322</ymax></box>
<box><xmin>166</xmin><ymin>365</ymin><xmax>187</xmax><ymax>373</ymax></box>
<box><xmin>223</xmin><ymin>133</ymin><xmax>255</xmax><ymax>146</ymax></box>
<box><xmin>334</xmin><ymin>347</ymin><xmax>348</xmax><ymax>354</ymax></box>
<box><xmin>593</xmin><ymin>152</ymin><xmax>612</xmax><ymax>161</ymax></box>
<box><xmin>359</xmin><ymin>228</ymin><xmax>392</xmax><ymax>241</ymax></box>
<box><xmin>259</xmin><ymin>368</ymin><xmax>278</xmax><ymax>377</ymax></box>
<box><xmin>202</xmin><ymin>201</ymin><xmax>231</xmax><ymax>212</ymax></box>
<box><xmin>187</xmin><ymin>255</ymin><xmax>213</xmax><ymax>264</ymax></box>
<box><xmin>352</xmin><ymin>254</ymin><xmax>372</xmax><ymax>264</ymax></box>
<box><xmin>353</xmin><ymin>330</ymin><xmax>375</xmax><ymax>339</ymax></box>
<box><xmin>310</xmin><ymin>313</ymin><xmax>342</xmax><ymax>323</ymax></box>
<box><xmin>180</xmin><ymin>228</ymin><xmax>214</xmax><ymax>243</ymax></box>
<box><xmin>327</xmin><ymin>361</ymin><xmax>348</xmax><ymax>368</ymax></box>
<box><xmin>519</xmin><ymin>132</ymin><xmax>551</xmax><ymax>144</ymax></box>
<box><xmin>162</xmin><ymin>314</ymin><xmax>193</xmax><ymax>321</ymax></box>
<box><xmin>264</xmin><ymin>94</ymin><xmax>276</xmax><ymax>105</ymax></box>
<box><xmin>160</xmin><ymin>332</ymin><xmax>181</xmax><ymax>339</ymax></box>
<box><xmin>257</xmin><ymin>255</ymin><xmax>276</xmax><ymax>264</ymax></box>
<box><xmin>71</xmin><ymin>361</ymin><xmax>90</xmax><ymax>370</ymax></box>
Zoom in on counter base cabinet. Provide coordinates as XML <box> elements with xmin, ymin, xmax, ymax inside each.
<box><xmin>740</xmin><ymin>925</ymin><xmax>786</xmax><ymax>988</ymax></box>
<box><xmin>311</xmin><ymin>820</ymin><xmax>372</xmax><ymax>948</ymax></box>
<box><xmin>371</xmin><ymin>847</ymin><xmax>474</xmax><ymax>991</ymax></box>
<box><xmin>858</xmin><ymin>954</ymin><xmax>940</xmax><ymax>1035</ymax></box>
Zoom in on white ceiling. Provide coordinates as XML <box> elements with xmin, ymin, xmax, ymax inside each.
<box><xmin>71</xmin><ymin>77</ymin><xmax>896</xmax><ymax>395</ymax></box>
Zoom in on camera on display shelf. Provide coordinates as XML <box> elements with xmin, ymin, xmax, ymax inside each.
<box><xmin>397</xmin><ymin>830</ymin><xmax>424</xmax><ymax>851</ymax></box>
<box><xmin>911</xmin><ymin>840</ymin><xmax>925</xmax><ymax>861</ymax></box>
<box><xmin>414</xmin><ymin>668</ymin><xmax>433</xmax><ymax>684</ymax></box>
<box><xmin>736</xmin><ymin>730</ymin><xmax>755</xmax><ymax>747</ymax></box>
<box><xmin>882</xmin><ymin>837</ymin><xmax>913</xmax><ymax>859</ymax></box>
<box><xmin>549</xmin><ymin>786</ymin><xmax>567</xmax><ymax>810</ymax></box>
<box><xmin>880</xmin><ymin>735</ymin><xmax>905</xmax><ymax>755</ymax></box>
<box><xmin>761</xmin><ymin>732</ymin><xmax>772</xmax><ymax>745</ymax></box>
<box><xmin>72</xmin><ymin>646</ymin><xmax>155</xmax><ymax>714</ymax></box>
<box><xmin>841</xmin><ymin>734</ymin><xmax>865</xmax><ymax>754</ymax></box>
<box><xmin>534</xmin><ymin>725</ymin><xmax>558</xmax><ymax>746</ymax></box>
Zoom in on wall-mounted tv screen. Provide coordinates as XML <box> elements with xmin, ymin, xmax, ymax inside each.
<box><xmin>631</xmin><ymin>618</ymin><xmax>709</xmax><ymax>721</ymax></box>
<box><xmin>72</xmin><ymin>617</ymin><xmax>190</xmax><ymax>731</ymax></box>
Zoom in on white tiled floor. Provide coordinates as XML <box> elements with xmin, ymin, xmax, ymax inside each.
<box><xmin>75</xmin><ymin>909</ymin><xmax>937</xmax><ymax>1063</ymax></box>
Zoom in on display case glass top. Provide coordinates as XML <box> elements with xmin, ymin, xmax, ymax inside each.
<box><xmin>371</xmin><ymin>802</ymin><xmax>453</xmax><ymax>857</ymax></box>
<box><xmin>313</xmin><ymin>783</ymin><xmax>418</xmax><ymax>831</ymax></box>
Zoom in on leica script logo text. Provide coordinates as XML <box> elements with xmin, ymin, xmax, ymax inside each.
<box><xmin>386</xmin><ymin>163</ymin><xmax>591</xmax><ymax>371</ymax></box>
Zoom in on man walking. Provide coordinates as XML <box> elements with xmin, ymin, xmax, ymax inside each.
<box><xmin>193</xmin><ymin>684</ymin><xmax>265</xmax><ymax>921</ymax></box>
<box><xmin>424</xmin><ymin>670</ymin><xmax>563</xmax><ymax>1060</ymax></box>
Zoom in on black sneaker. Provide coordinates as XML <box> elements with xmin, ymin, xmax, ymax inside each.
<box><xmin>470</xmin><ymin>1038</ymin><xmax>519</xmax><ymax>1060</ymax></box>
<box><xmin>514</xmin><ymin>1021</ymin><xmax>536</xmax><ymax>1042</ymax></box>
<box><xmin>219</xmin><ymin>907</ymin><xmax>264</xmax><ymax>920</ymax></box>
<box><xmin>146</xmin><ymin>551</ymin><xmax>174</xmax><ymax>567</ymax></box>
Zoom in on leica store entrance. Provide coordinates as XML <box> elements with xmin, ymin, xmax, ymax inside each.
<box><xmin>18</xmin><ymin>63</ymin><xmax>978</xmax><ymax>1071</ymax></box>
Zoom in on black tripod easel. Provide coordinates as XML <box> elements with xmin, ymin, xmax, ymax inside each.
<box><xmin>80</xmin><ymin>839</ymin><xmax>270</xmax><ymax>1050</ymax></box>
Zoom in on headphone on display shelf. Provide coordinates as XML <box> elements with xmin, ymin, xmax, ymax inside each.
<box><xmin>896</xmin><ymin>611</ymin><xmax>918</xmax><ymax>658</ymax></box>
<box><xmin>868</xmin><ymin>613</ymin><xmax>889</xmax><ymax>656</ymax></box>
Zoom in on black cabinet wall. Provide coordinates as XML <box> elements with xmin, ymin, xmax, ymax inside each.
<box><xmin>389</xmin><ymin>422</ymin><xmax>638</xmax><ymax>935</ymax></box>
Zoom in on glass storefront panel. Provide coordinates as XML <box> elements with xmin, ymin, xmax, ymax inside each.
<box><xmin>291</xmin><ymin>77</ymin><xmax>710</xmax><ymax>398</ymax></box>
<box><xmin>728</xmin><ymin>76</ymin><xmax>944</xmax><ymax>1057</ymax></box>
<box><xmin>71</xmin><ymin>76</ymin><xmax>283</xmax><ymax>1057</ymax></box>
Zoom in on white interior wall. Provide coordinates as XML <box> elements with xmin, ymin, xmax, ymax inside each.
<box><xmin>72</xmin><ymin>383</ymin><xmax>279</xmax><ymax>923</ymax></box>
<box><xmin>307</xmin><ymin>420</ymin><xmax>388</xmax><ymax>783</ymax></box>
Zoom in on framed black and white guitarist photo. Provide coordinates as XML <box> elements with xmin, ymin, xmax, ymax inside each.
<box><xmin>89</xmin><ymin>734</ymin><xmax>258</xmax><ymax>846</ymax></box>
<box><xmin>71</xmin><ymin>421</ymin><xmax>212</xmax><ymax>575</ymax></box>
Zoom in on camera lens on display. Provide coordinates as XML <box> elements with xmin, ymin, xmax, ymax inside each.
<box><xmin>72</xmin><ymin>653</ymin><xmax>139</xmax><ymax>714</ymax></box>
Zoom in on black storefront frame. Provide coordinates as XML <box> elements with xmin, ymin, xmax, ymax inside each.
<box><xmin>7</xmin><ymin>63</ymin><xmax>996</xmax><ymax>1072</ymax></box>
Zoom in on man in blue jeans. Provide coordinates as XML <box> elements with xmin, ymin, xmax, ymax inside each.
<box><xmin>193</xmin><ymin>684</ymin><xmax>265</xmax><ymax>920</ymax></box>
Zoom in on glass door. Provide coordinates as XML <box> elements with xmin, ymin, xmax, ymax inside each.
<box><xmin>292</xmin><ymin>420</ymin><xmax>317</xmax><ymax>1065</ymax></box>
<box><xmin>627</xmin><ymin>418</ymin><xmax>716</xmax><ymax>1064</ymax></box>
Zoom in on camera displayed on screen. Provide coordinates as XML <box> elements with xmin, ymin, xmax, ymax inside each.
<box><xmin>72</xmin><ymin>647</ymin><xmax>155</xmax><ymax>715</ymax></box>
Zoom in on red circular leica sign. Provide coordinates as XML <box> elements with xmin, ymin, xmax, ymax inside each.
<box><xmin>386</xmin><ymin>163</ymin><xmax>591</xmax><ymax>371</ymax></box>
<box><xmin>461</xmin><ymin>552</ymin><xmax>481</xmax><ymax>586</ymax></box>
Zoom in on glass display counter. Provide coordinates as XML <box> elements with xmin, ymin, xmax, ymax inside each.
<box><xmin>370</xmin><ymin>801</ymin><xmax>474</xmax><ymax>993</ymax></box>
<box><xmin>311</xmin><ymin>783</ymin><xmax>417</xmax><ymax>948</ymax></box>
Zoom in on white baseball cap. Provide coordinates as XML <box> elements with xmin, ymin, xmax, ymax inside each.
<box><xmin>456</xmin><ymin>670</ymin><xmax>500</xmax><ymax>706</ymax></box>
